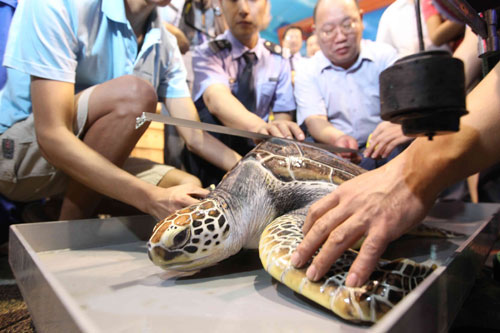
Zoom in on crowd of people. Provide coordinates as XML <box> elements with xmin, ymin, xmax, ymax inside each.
<box><xmin>0</xmin><ymin>0</ymin><xmax>498</xmax><ymax>287</ymax></box>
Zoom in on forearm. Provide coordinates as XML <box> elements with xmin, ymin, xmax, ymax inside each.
<box><xmin>426</xmin><ymin>17</ymin><xmax>464</xmax><ymax>46</ymax></box>
<box><xmin>305</xmin><ymin>116</ymin><xmax>345</xmax><ymax>144</ymax></box>
<box><xmin>396</xmin><ymin>62</ymin><xmax>500</xmax><ymax>200</ymax></box>
<box><xmin>31</xmin><ymin>78</ymin><xmax>154</xmax><ymax>213</ymax></box>
<box><xmin>273</xmin><ymin>112</ymin><xmax>294</xmax><ymax>122</ymax></box>
<box><xmin>315</xmin><ymin>127</ymin><xmax>345</xmax><ymax>145</ymax></box>
<box><xmin>203</xmin><ymin>84</ymin><xmax>267</xmax><ymax>132</ymax></box>
<box><xmin>37</xmin><ymin>127</ymin><xmax>154</xmax><ymax>211</ymax></box>
<box><xmin>166</xmin><ymin>96</ymin><xmax>241</xmax><ymax>171</ymax></box>
<box><xmin>180</xmin><ymin>128</ymin><xmax>241</xmax><ymax>171</ymax></box>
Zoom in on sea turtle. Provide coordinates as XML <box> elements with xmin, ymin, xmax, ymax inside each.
<box><xmin>148</xmin><ymin>138</ymin><xmax>436</xmax><ymax>323</ymax></box>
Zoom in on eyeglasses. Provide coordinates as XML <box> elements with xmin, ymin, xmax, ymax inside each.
<box><xmin>318</xmin><ymin>19</ymin><xmax>359</xmax><ymax>40</ymax></box>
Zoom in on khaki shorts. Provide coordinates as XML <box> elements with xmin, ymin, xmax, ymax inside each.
<box><xmin>0</xmin><ymin>86</ymin><xmax>173</xmax><ymax>202</ymax></box>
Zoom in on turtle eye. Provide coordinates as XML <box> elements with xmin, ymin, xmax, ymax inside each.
<box><xmin>172</xmin><ymin>228</ymin><xmax>190</xmax><ymax>248</ymax></box>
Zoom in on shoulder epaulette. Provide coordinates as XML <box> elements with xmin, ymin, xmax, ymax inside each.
<box><xmin>209</xmin><ymin>39</ymin><xmax>232</xmax><ymax>53</ymax></box>
<box><xmin>263</xmin><ymin>40</ymin><xmax>283</xmax><ymax>56</ymax></box>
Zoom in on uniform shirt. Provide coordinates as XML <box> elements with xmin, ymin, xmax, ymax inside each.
<box><xmin>295</xmin><ymin>39</ymin><xmax>398</xmax><ymax>146</ymax></box>
<box><xmin>0</xmin><ymin>0</ymin><xmax>190</xmax><ymax>134</ymax></box>
<box><xmin>376</xmin><ymin>0</ymin><xmax>450</xmax><ymax>58</ymax></box>
<box><xmin>192</xmin><ymin>29</ymin><xmax>296</xmax><ymax>121</ymax></box>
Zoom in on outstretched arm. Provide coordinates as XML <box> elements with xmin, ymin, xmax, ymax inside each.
<box><xmin>203</xmin><ymin>83</ymin><xmax>268</xmax><ymax>131</ymax></box>
<box><xmin>165</xmin><ymin>96</ymin><xmax>241</xmax><ymax>171</ymax></box>
<box><xmin>305</xmin><ymin>115</ymin><xmax>359</xmax><ymax>161</ymax></box>
<box><xmin>32</xmin><ymin>77</ymin><xmax>207</xmax><ymax>220</ymax></box>
<box><xmin>203</xmin><ymin>83</ymin><xmax>304</xmax><ymax>139</ymax></box>
<box><xmin>291</xmin><ymin>61</ymin><xmax>500</xmax><ymax>287</ymax></box>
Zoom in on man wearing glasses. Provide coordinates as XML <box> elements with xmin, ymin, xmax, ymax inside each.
<box><xmin>294</xmin><ymin>0</ymin><xmax>411</xmax><ymax>169</ymax></box>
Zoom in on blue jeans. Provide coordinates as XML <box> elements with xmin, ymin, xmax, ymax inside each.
<box><xmin>358</xmin><ymin>143</ymin><xmax>409</xmax><ymax>170</ymax></box>
<box><xmin>301</xmin><ymin>128</ymin><xmax>409</xmax><ymax>171</ymax></box>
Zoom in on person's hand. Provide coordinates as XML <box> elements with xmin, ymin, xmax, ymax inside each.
<box><xmin>258</xmin><ymin>120</ymin><xmax>305</xmax><ymax>141</ymax></box>
<box><xmin>290</xmin><ymin>158</ymin><xmax>437</xmax><ymax>287</ymax></box>
<box><xmin>147</xmin><ymin>184</ymin><xmax>210</xmax><ymax>220</ymax></box>
<box><xmin>364</xmin><ymin>122</ymin><xmax>412</xmax><ymax>159</ymax></box>
<box><xmin>335</xmin><ymin>134</ymin><xmax>361</xmax><ymax>163</ymax></box>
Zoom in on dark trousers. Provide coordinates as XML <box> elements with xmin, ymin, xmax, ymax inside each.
<box><xmin>300</xmin><ymin>122</ymin><xmax>408</xmax><ymax>171</ymax></box>
<box><xmin>358</xmin><ymin>143</ymin><xmax>408</xmax><ymax>170</ymax></box>
<box><xmin>477</xmin><ymin>163</ymin><xmax>500</xmax><ymax>202</ymax></box>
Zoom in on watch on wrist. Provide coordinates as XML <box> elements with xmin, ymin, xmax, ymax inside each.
<box><xmin>214</xmin><ymin>6</ymin><xmax>222</xmax><ymax>16</ymax></box>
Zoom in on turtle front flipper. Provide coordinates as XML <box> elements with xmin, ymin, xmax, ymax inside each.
<box><xmin>258</xmin><ymin>212</ymin><xmax>436</xmax><ymax>323</ymax></box>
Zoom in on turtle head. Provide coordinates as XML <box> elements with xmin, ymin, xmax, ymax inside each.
<box><xmin>148</xmin><ymin>199</ymin><xmax>234</xmax><ymax>271</ymax></box>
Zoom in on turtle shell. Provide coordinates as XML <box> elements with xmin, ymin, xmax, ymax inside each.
<box><xmin>246</xmin><ymin>138</ymin><xmax>365</xmax><ymax>184</ymax></box>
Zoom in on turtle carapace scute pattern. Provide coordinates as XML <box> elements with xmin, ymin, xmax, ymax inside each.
<box><xmin>148</xmin><ymin>138</ymin><xmax>437</xmax><ymax>323</ymax></box>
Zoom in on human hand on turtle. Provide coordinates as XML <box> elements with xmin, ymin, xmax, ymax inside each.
<box><xmin>290</xmin><ymin>156</ymin><xmax>437</xmax><ymax>287</ymax></box>
<box><xmin>147</xmin><ymin>184</ymin><xmax>209</xmax><ymax>220</ymax></box>
<box><xmin>363</xmin><ymin>122</ymin><xmax>413</xmax><ymax>159</ymax></box>
<box><xmin>259</xmin><ymin>120</ymin><xmax>305</xmax><ymax>141</ymax></box>
<box><xmin>335</xmin><ymin>134</ymin><xmax>361</xmax><ymax>163</ymax></box>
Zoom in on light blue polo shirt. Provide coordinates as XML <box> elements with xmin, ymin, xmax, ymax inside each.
<box><xmin>0</xmin><ymin>0</ymin><xmax>190</xmax><ymax>134</ymax></box>
<box><xmin>295</xmin><ymin>39</ymin><xmax>398</xmax><ymax>146</ymax></box>
<box><xmin>192</xmin><ymin>30</ymin><xmax>296</xmax><ymax>121</ymax></box>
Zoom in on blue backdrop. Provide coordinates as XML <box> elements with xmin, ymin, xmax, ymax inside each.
<box><xmin>261</xmin><ymin>0</ymin><xmax>386</xmax><ymax>45</ymax></box>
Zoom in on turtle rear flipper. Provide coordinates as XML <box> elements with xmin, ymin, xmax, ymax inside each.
<box><xmin>259</xmin><ymin>212</ymin><xmax>436</xmax><ymax>323</ymax></box>
<box><xmin>258</xmin><ymin>212</ymin><xmax>376</xmax><ymax>322</ymax></box>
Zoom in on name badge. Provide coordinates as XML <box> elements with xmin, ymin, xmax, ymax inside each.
<box><xmin>268</xmin><ymin>77</ymin><xmax>278</xmax><ymax>82</ymax></box>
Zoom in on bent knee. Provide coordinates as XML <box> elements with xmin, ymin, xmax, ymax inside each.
<box><xmin>178</xmin><ymin>174</ymin><xmax>203</xmax><ymax>187</ymax></box>
<box><xmin>114</xmin><ymin>75</ymin><xmax>158</xmax><ymax>117</ymax></box>
<box><xmin>158</xmin><ymin>169</ymin><xmax>202</xmax><ymax>188</ymax></box>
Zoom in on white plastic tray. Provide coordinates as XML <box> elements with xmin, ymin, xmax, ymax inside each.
<box><xmin>9</xmin><ymin>202</ymin><xmax>500</xmax><ymax>332</ymax></box>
